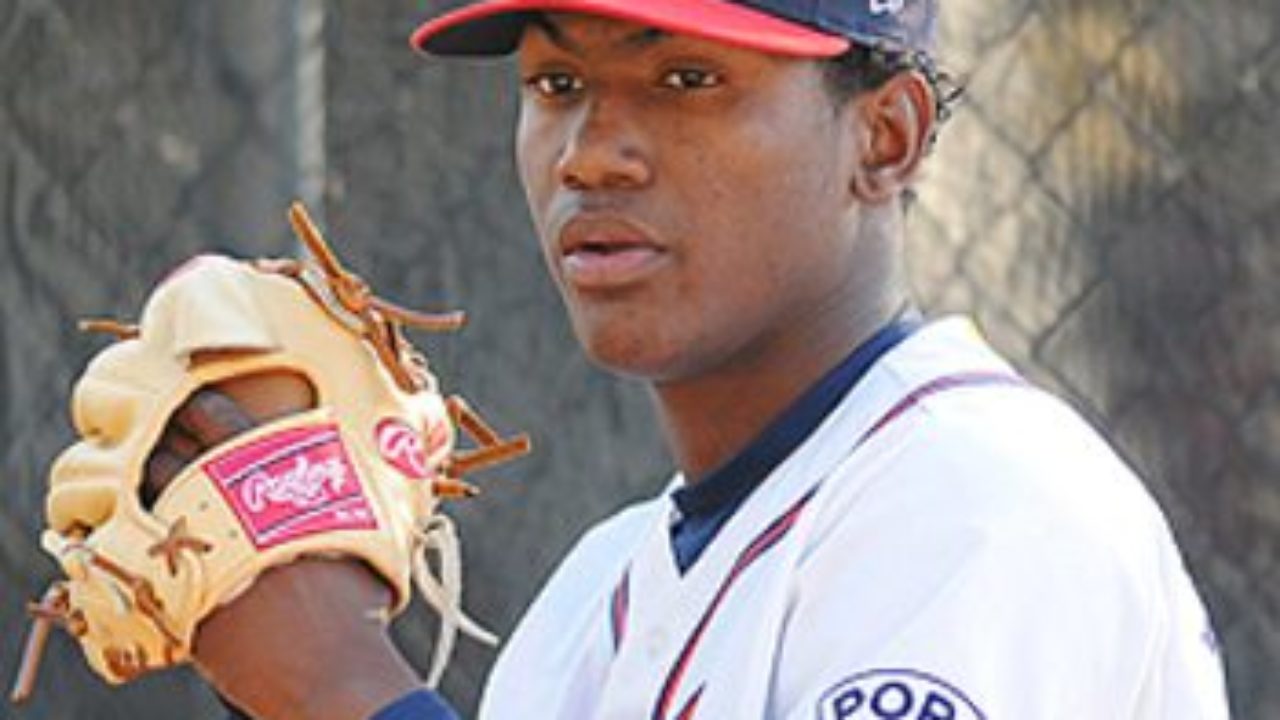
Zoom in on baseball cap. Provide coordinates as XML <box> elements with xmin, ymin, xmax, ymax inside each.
<box><xmin>411</xmin><ymin>0</ymin><xmax>937</xmax><ymax>59</ymax></box>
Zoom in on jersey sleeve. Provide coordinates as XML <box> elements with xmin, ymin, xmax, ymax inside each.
<box><xmin>479</xmin><ymin>500</ymin><xmax>664</xmax><ymax>720</ymax></box>
<box><xmin>774</xmin><ymin>400</ymin><xmax>1230</xmax><ymax>720</ymax></box>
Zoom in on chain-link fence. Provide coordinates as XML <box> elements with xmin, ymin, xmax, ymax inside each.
<box><xmin>2</xmin><ymin>0</ymin><xmax>1276</xmax><ymax>717</ymax></box>
<box><xmin>913</xmin><ymin>0</ymin><xmax>1280</xmax><ymax>713</ymax></box>
<box><xmin>1</xmin><ymin>2</ymin><xmax>335</xmax><ymax>716</ymax></box>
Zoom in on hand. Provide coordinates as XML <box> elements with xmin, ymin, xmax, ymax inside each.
<box><xmin>196</xmin><ymin>557</ymin><xmax>421</xmax><ymax>720</ymax></box>
<box><xmin>146</xmin><ymin>371</ymin><xmax>422</xmax><ymax>720</ymax></box>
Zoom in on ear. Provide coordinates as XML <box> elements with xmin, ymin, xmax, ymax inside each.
<box><xmin>849</xmin><ymin>71</ymin><xmax>937</xmax><ymax>205</ymax></box>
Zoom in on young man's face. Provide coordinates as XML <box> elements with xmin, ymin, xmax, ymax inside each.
<box><xmin>516</xmin><ymin>14</ymin><xmax>867</xmax><ymax>384</ymax></box>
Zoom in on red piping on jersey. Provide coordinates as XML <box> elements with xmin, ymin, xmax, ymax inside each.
<box><xmin>673</xmin><ymin>686</ymin><xmax>705</xmax><ymax>720</ymax></box>
<box><xmin>862</xmin><ymin>371</ymin><xmax>1026</xmax><ymax>439</ymax></box>
<box><xmin>630</xmin><ymin>369</ymin><xmax>1026</xmax><ymax>720</ymax></box>
<box><xmin>651</xmin><ymin>488</ymin><xmax>816</xmax><ymax>720</ymax></box>
<box><xmin>610</xmin><ymin>568</ymin><xmax>631</xmax><ymax>650</ymax></box>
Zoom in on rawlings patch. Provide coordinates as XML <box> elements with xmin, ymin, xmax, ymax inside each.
<box><xmin>817</xmin><ymin>669</ymin><xmax>984</xmax><ymax>720</ymax></box>
<box><xmin>204</xmin><ymin>423</ymin><xmax>377</xmax><ymax>549</ymax></box>
<box><xmin>376</xmin><ymin>418</ymin><xmax>431</xmax><ymax>479</ymax></box>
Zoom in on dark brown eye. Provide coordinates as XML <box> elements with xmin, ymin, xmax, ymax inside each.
<box><xmin>660</xmin><ymin>68</ymin><xmax>722</xmax><ymax>90</ymax></box>
<box><xmin>524</xmin><ymin>72</ymin><xmax>585</xmax><ymax>98</ymax></box>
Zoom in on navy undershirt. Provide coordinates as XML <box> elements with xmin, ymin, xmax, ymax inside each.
<box><xmin>668</xmin><ymin>317</ymin><xmax>920</xmax><ymax>574</ymax></box>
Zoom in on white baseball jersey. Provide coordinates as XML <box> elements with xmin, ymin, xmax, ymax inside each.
<box><xmin>479</xmin><ymin>317</ymin><xmax>1230</xmax><ymax>720</ymax></box>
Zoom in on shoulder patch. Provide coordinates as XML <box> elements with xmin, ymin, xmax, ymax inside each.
<box><xmin>817</xmin><ymin>668</ymin><xmax>985</xmax><ymax>720</ymax></box>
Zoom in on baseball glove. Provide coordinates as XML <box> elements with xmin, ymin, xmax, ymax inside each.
<box><xmin>10</xmin><ymin>203</ymin><xmax>529</xmax><ymax>702</ymax></box>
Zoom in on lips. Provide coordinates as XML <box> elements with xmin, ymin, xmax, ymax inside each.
<box><xmin>556</xmin><ymin>214</ymin><xmax>668</xmax><ymax>290</ymax></box>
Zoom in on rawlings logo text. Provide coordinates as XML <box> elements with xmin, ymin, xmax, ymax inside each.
<box><xmin>240</xmin><ymin>455</ymin><xmax>350</xmax><ymax>512</ymax></box>
<box><xmin>204</xmin><ymin>423</ymin><xmax>377</xmax><ymax>550</ymax></box>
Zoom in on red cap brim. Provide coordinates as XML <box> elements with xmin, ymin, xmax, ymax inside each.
<box><xmin>412</xmin><ymin>0</ymin><xmax>850</xmax><ymax>58</ymax></box>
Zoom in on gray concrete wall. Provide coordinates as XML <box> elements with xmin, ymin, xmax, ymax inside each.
<box><xmin>913</xmin><ymin>1</ymin><xmax>1280</xmax><ymax>712</ymax></box>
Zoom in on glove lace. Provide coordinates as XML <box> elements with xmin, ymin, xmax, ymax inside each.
<box><xmin>412</xmin><ymin>515</ymin><xmax>497</xmax><ymax>688</ymax></box>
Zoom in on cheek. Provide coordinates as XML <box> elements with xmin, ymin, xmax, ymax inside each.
<box><xmin>690</xmin><ymin>101</ymin><xmax>844</xmax><ymax>223</ymax></box>
<box><xmin>515</xmin><ymin>111</ymin><xmax>565</xmax><ymax>280</ymax></box>
<box><xmin>515</xmin><ymin>109</ymin><xmax>557</xmax><ymax>227</ymax></box>
<box><xmin>686</xmin><ymin>137</ymin><xmax>842</xmax><ymax>267</ymax></box>
<box><xmin>678</xmin><ymin>122</ymin><xmax>850</xmax><ymax>315</ymax></box>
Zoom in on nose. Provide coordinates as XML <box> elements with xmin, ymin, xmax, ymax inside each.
<box><xmin>555</xmin><ymin>96</ymin><xmax>652</xmax><ymax>191</ymax></box>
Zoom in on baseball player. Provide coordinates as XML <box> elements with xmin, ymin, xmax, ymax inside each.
<box><xmin>405</xmin><ymin>3</ymin><xmax>1234</xmax><ymax>717</ymax></box>
<box><xmin>24</xmin><ymin>0</ymin><xmax>1231</xmax><ymax>718</ymax></box>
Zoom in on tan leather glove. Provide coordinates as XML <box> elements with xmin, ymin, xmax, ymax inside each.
<box><xmin>12</xmin><ymin>204</ymin><xmax>529</xmax><ymax>701</ymax></box>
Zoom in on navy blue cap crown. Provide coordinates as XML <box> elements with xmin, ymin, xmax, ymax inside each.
<box><xmin>743</xmin><ymin>0</ymin><xmax>937</xmax><ymax>54</ymax></box>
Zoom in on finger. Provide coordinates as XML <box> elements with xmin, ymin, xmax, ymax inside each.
<box><xmin>142</xmin><ymin>449</ymin><xmax>190</xmax><ymax>508</ymax></box>
<box><xmin>173</xmin><ymin>388</ymin><xmax>257</xmax><ymax>447</ymax></box>
<box><xmin>160</xmin><ymin>423</ymin><xmax>205</xmax><ymax>460</ymax></box>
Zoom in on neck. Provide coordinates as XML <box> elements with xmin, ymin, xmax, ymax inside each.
<box><xmin>651</xmin><ymin>280</ymin><xmax>909</xmax><ymax>485</ymax></box>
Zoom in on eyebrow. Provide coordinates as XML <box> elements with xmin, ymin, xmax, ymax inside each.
<box><xmin>526</xmin><ymin>13</ymin><xmax>669</xmax><ymax>54</ymax></box>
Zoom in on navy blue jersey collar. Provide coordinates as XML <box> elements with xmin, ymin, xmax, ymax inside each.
<box><xmin>669</xmin><ymin>316</ymin><xmax>920</xmax><ymax>572</ymax></box>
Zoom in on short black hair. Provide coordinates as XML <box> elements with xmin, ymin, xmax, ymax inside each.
<box><xmin>820</xmin><ymin>46</ymin><xmax>962</xmax><ymax>153</ymax></box>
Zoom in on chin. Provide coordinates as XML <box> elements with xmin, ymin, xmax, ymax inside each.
<box><xmin>581</xmin><ymin>338</ymin><xmax>672</xmax><ymax>380</ymax></box>
<box><xmin>573</xmin><ymin>321</ymin><xmax>686</xmax><ymax>381</ymax></box>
